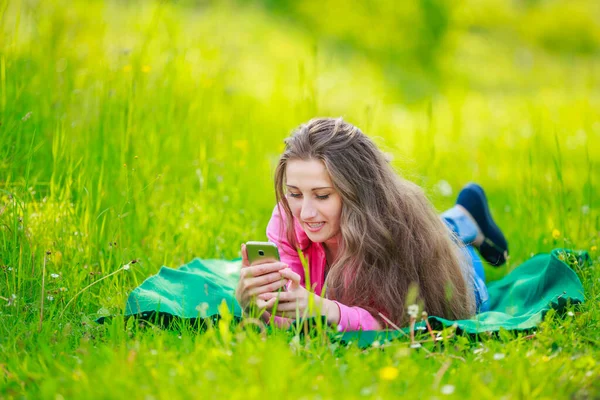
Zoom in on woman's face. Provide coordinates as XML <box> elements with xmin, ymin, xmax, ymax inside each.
<box><xmin>285</xmin><ymin>159</ymin><xmax>342</xmax><ymax>245</ymax></box>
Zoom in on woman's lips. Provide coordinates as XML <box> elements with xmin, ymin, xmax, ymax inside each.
<box><xmin>304</xmin><ymin>222</ymin><xmax>325</xmax><ymax>232</ymax></box>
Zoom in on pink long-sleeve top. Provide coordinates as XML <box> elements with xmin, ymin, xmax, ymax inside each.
<box><xmin>266</xmin><ymin>204</ymin><xmax>382</xmax><ymax>332</ymax></box>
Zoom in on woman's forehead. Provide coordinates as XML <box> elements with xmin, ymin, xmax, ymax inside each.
<box><xmin>286</xmin><ymin>159</ymin><xmax>333</xmax><ymax>188</ymax></box>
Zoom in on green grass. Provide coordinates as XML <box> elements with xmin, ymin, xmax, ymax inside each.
<box><xmin>1</xmin><ymin>0</ymin><xmax>600</xmax><ymax>398</ymax></box>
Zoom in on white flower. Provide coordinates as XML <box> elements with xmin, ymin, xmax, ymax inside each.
<box><xmin>195</xmin><ymin>302</ymin><xmax>209</xmax><ymax>318</ymax></box>
<box><xmin>407</xmin><ymin>304</ymin><xmax>419</xmax><ymax>318</ymax></box>
<box><xmin>441</xmin><ymin>385</ymin><xmax>455</xmax><ymax>395</ymax></box>
<box><xmin>582</xmin><ymin>205</ymin><xmax>590</xmax><ymax>215</ymax></box>
<box><xmin>434</xmin><ymin>180</ymin><xmax>453</xmax><ymax>197</ymax></box>
<box><xmin>410</xmin><ymin>342</ymin><xmax>422</xmax><ymax>349</ymax></box>
<box><xmin>567</xmin><ymin>311</ymin><xmax>575</xmax><ymax>317</ymax></box>
<box><xmin>47</xmin><ymin>295</ymin><xmax>54</xmax><ymax>301</ymax></box>
<box><xmin>122</xmin><ymin>264</ymin><xmax>130</xmax><ymax>271</ymax></box>
<box><xmin>6</xmin><ymin>294</ymin><xmax>17</xmax><ymax>307</ymax></box>
<box><xmin>50</xmin><ymin>273</ymin><xmax>60</xmax><ymax>279</ymax></box>
<box><xmin>493</xmin><ymin>353</ymin><xmax>505</xmax><ymax>360</ymax></box>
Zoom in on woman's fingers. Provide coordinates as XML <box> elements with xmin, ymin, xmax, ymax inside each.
<box><xmin>244</xmin><ymin>271</ymin><xmax>283</xmax><ymax>290</ymax></box>
<box><xmin>241</xmin><ymin>244</ymin><xmax>250</xmax><ymax>268</ymax></box>
<box><xmin>247</xmin><ymin>275</ymin><xmax>288</xmax><ymax>297</ymax></box>
<box><xmin>255</xmin><ymin>297</ymin><xmax>276</xmax><ymax>310</ymax></box>
<box><xmin>279</xmin><ymin>268</ymin><xmax>300</xmax><ymax>285</ymax></box>
<box><xmin>258</xmin><ymin>291</ymin><xmax>294</xmax><ymax>302</ymax></box>
<box><xmin>240</xmin><ymin>262</ymin><xmax>288</xmax><ymax>280</ymax></box>
<box><xmin>269</xmin><ymin>302</ymin><xmax>303</xmax><ymax>312</ymax></box>
<box><xmin>279</xmin><ymin>268</ymin><xmax>301</xmax><ymax>288</ymax></box>
<box><xmin>275</xmin><ymin>311</ymin><xmax>301</xmax><ymax>318</ymax></box>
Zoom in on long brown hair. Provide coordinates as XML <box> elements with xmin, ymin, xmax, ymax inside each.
<box><xmin>274</xmin><ymin>117</ymin><xmax>475</xmax><ymax>326</ymax></box>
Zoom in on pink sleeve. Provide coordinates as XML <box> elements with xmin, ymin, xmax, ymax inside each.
<box><xmin>265</xmin><ymin>205</ymin><xmax>309</xmax><ymax>289</ymax></box>
<box><xmin>333</xmin><ymin>301</ymin><xmax>383</xmax><ymax>331</ymax></box>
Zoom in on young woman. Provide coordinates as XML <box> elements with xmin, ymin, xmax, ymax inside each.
<box><xmin>234</xmin><ymin>117</ymin><xmax>508</xmax><ymax>331</ymax></box>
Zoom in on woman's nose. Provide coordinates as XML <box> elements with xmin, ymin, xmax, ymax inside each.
<box><xmin>300</xmin><ymin>200</ymin><xmax>318</xmax><ymax>220</ymax></box>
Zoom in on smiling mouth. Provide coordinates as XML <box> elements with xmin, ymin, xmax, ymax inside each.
<box><xmin>305</xmin><ymin>222</ymin><xmax>325</xmax><ymax>231</ymax></box>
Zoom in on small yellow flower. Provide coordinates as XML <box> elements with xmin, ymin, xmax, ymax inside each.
<box><xmin>141</xmin><ymin>65</ymin><xmax>151</xmax><ymax>73</ymax></box>
<box><xmin>379</xmin><ymin>366</ymin><xmax>399</xmax><ymax>381</ymax></box>
<box><xmin>591</xmin><ymin>246</ymin><xmax>597</xmax><ymax>252</ymax></box>
<box><xmin>552</xmin><ymin>229</ymin><xmax>561</xmax><ymax>240</ymax></box>
<box><xmin>54</xmin><ymin>251</ymin><xmax>63</xmax><ymax>265</ymax></box>
<box><xmin>233</xmin><ymin>139</ymin><xmax>248</xmax><ymax>152</ymax></box>
<box><xmin>123</xmin><ymin>65</ymin><xmax>132</xmax><ymax>72</ymax></box>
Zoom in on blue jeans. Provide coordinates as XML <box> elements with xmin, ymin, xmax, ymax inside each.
<box><xmin>441</xmin><ymin>207</ymin><xmax>490</xmax><ymax>313</ymax></box>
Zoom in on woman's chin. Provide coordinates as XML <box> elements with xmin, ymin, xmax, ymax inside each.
<box><xmin>305</xmin><ymin>230</ymin><xmax>328</xmax><ymax>243</ymax></box>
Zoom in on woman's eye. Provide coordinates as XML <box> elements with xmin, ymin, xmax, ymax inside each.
<box><xmin>289</xmin><ymin>193</ymin><xmax>301</xmax><ymax>198</ymax></box>
<box><xmin>316</xmin><ymin>195</ymin><xmax>329</xmax><ymax>200</ymax></box>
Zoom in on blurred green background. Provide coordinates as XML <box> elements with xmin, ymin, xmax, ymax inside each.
<box><xmin>1</xmin><ymin>0</ymin><xmax>599</xmax><ymax>311</ymax></box>
<box><xmin>1</xmin><ymin>1</ymin><xmax>600</xmax><ymax>398</ymax></box>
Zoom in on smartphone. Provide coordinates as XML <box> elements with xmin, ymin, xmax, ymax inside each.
<box><xmin>245</xmin><ymin>241</ymin><xmax>287</xmax><ymax>291</ymax></box>
<box><xmin>245</xmin><ymin>241</ymin><xmax>280</xmax><ymax>264</ymax></box>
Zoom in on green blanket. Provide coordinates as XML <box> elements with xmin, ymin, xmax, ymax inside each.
<box><xmin>125</xmin><ymin>249</ymin><xmax>586</xmax><ymax>345</ymax></box>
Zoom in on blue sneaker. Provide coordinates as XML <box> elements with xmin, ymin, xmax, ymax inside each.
<box><xmin>456</xmin><ymin>183</ymin><xmax>509</xmax><ymax>266</ymax></box>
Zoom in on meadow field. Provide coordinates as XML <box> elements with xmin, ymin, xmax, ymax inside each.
<box><xmin>1</xmin><ymin>0</ymin><xmax>600</xmax><ymax>398</ymax></box>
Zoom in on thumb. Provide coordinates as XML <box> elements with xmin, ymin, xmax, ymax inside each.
<box><xmin>241</xmin><ymin>244</ymin><xmax>250</xmax><ymax>267</ymax></box>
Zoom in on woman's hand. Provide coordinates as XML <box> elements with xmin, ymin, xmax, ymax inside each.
<box><xmin>235</xmin><ymin>244</ymin><xmax>289</xmax><ymax>313</ymax></box>
<box><xmin>258</xmin><ymin>268</ymin><xmax>339</xmax><ymax>323</ymax></box>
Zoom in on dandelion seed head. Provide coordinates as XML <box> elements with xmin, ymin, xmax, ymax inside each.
<box><xmin>441</xmin><ymin>385</ymin><xmax>455</xmax><ymax>395</ymax></box>
<box><xmin>407</xmin><ymin>304</ymin><xmax>419</xmax><ymax>318</ymax></box>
